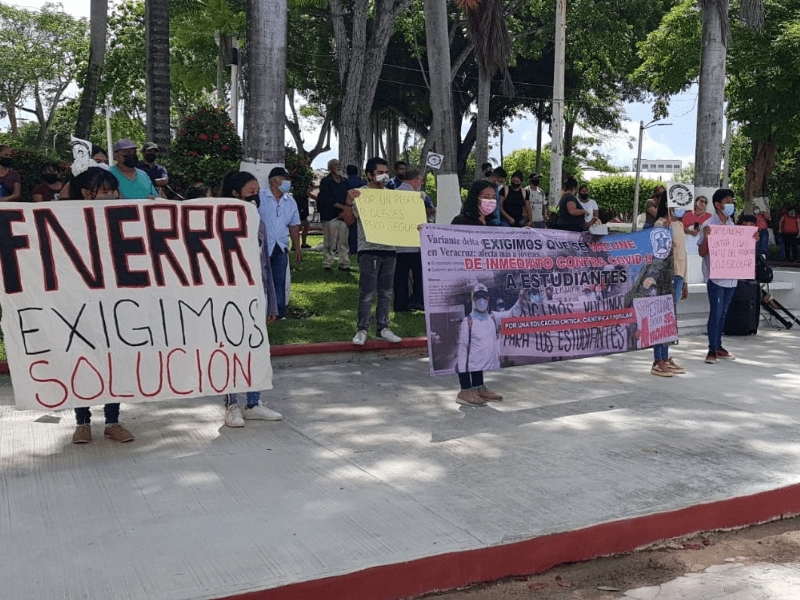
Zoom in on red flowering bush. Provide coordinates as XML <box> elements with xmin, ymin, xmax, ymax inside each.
<box><xmin>164</xmin><ymin>104</ymin><xmax>242</xmax><ymax>196</ymax></box>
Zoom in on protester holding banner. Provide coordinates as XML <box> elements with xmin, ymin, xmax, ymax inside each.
<box><xmin>110</xmin><ymin>139</ymin><xmax>158</xmax><ymax>200</ymax></box>
<box><xmin>219</xmin><ymin>171</ymin><xmax>282</xmax><ymax>426</ymax></box>
<box><xmin>554</xmin><ymin>178</ymin><xmax>586</xmax><ymax>232</ymax></box>
<box><xmin>67</xmin><ymin>167</ymin><xmax>136</xmax><ymax>444</ymax></box>
<box><xmin>578</xmin><ymin>184</ymin><xmax>601</xmax><ymax>230</ymax></box>
<box><xmin>350</xmin><ymin>157</ymin><xmax>402</xmax><ymax>346</ymax></box>
<box><xmin>698</xmin><ymin>189</ymin><xmax>757</xmax><ymax>364</ymax></box>
<box><xmin>31</xmin><ymin>162</ymin><xmax>66</xmax><ymax>202</ymax></box>
<box><xmin>649</xmin><ymin>208</ymin><xmax>689</xmax><ymax>377</ymax></box>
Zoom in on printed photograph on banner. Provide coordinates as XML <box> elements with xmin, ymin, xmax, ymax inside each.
<box><xmin>666</xmin><ymin>181</ymin><xmax>694</xmax><ymax>209</ymax></box>
<box><xmin>0</xmin><ymin>198</ymin><xmax>273</xmax><ymax>410</ymax></box>
<box><xmin>355</xmin><ymin>188</ymin><xmax>427</xmax><ymax>247</ymax></box>
<box><xmin>421</xmin><ymin>225</ymin><xmax>676</xmax><ymax>376</ymax></box>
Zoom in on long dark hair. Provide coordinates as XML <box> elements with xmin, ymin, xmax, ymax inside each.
<box><xmin>220</xmin><ymin>170</ymin><xmax>257</xmax><ymax>198</ymax></box>
<box><xmin>462</xmin><ymin>180</ymin><xmax>497</xmax><ymax>224</ymax></box>
<box><xmin>68</xmin><ymin>167</ymin><xmax>119</xmax><ymax>200</ymax></box>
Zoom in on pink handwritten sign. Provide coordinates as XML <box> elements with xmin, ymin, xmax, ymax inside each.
<box><xmin>633</xmin><ymin>295</ymin><xmax>678</xmax><ymax>348</ymax></box>
<box><xmin>708</xmin><ymin>225</ymin><xmax>756</xmax><ymax>279</ymax></box>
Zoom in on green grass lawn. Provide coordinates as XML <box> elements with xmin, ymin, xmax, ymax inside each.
<box><xmin>265</xmin><ymin>239</ymin><xmax>428</xmax><ymax>346</ymax></box>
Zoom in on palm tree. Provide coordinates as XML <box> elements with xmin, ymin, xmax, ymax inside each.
<box><xmin>458</xmin><ymin>0</ymin><xmax>513</xmax><ymax>180</ymax></box>
<box><xmin>242</xmin><ymin>0</ymin><xmax>286</xmax><ymax>166</ymax></box>
<box><xmin>695</xmin><ymin>0</ymin><xmax>763</xmax><ymax>191</ymax></box>
<box><xmin>146</xmin><ymin>0</ymin><xmax>171</xmax><ymax>152</ymax></box>
<box><xmin>76</xmin><ymin>0</ymin><xmax>107</xmax><ymax>139</ymax></box>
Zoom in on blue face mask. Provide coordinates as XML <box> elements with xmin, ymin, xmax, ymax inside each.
<box><xmin>673</xmin><ymin>207</ymin><xmax>686</xmax><ymax>218</ymax></box>
<box><xmin>723</xmin><ymin>204</ymin><xmax>735</xmax><ymax>217</ymax></box>
<box><xmin>279</xmin><ymin>180</ymin><xmax>291</xmax><ymax>194</ymax></box>
<box><xmin>474</xmin><ymin>298</ymin><xmax>489</xmax><ymax>313</ymax></box>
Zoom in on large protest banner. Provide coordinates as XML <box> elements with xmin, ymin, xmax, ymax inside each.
<box><xmin>0</xmin><ymin>199</ymin><xmax>272</xmax><ymax>410</ymax></box>
<box><xmin>421</xmin><ymin>225</ymin><xmax>676</xmax><ymax>375</ymax></box>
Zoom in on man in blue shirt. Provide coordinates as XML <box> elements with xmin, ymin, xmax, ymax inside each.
<box><xmin>258</xmin><ymin>166</ymin><xmax>302</xmax><ymax>319</ymax></box>
<box><xmin>110</xmin><ymin>139</ymin><xmax>158</xmax><ymax>199</ymax></box>
<box><xmin>137</xmin><ymin>141</ymin><xmax>169</xmax><ymax>198</ymax></box>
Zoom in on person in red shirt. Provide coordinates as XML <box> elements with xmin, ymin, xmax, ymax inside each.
<box><xmin>682</xmin><ymin>195</ymin><xmax>711</xmax><ymax>236</ymax></box>
<box><xmin>31</xmin><ymin>162</ymin><xmax>66</xmax><ymax>202</ymax></box>
<box><xmin>779</xmin><ymin>208</ymin><xmax>800</xmax><ymax>262</ymax></box>
<box><xmin>753</xmin><ymin>205</ymin><xmax>771</xmax><ymax>256</ymax></box>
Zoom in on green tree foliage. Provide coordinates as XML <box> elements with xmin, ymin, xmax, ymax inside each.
<box><xmin>0</xmin><ymin>3</ymin><xmax>89</xmax><ymax>146</ymax></box>
<box><xmin>284</xmin><ymin>147</ymin><xmax>313</xmax><ymax>202</ymax></box>
<box><xmin>164</xmin><ymin>104</ymin><xmax>242</xmax><ymax>195</ymax></box>
<box><xmin>583</xmin><ymin>176</ymin><xmax>660</xmax><ymax>220</ymax></box>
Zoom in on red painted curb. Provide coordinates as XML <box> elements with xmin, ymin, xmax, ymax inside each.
<box><xmin>0</xmin><ymin>338</ymin><xmax>430</xmax><ymax>374</ymax></box>
<box><xmin>270</xmin><ymin>336</ymin><xmax>428</xmax><ymax>356</ymax></box>
<box><xmin>216</xmin><ymin>483</ymin><xmax>800</xmax><ymax>600</ymax></box>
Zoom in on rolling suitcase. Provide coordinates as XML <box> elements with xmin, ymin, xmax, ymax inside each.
<box><xmin>723</xmin><ymin>280</ymin><xmax>760</xmax><ymax>335</ymax></box>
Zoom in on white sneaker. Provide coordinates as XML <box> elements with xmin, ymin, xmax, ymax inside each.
<box><xmin>224</xmin><ymin>405</ymin><xmax>245</xmax><ymax>428</ymax></box>
<box><xmin>379</xmin><ymin>328</ymin><xmax>402</xmax><ymax>343</ymax></box>
<box><xmin>353</xmin><ymin>330</ymin><xmax>368</xmax><ymax>345</ymax></box>
<box><xmin>243</xmin><ymin>403</ymin><xmax>282</xmax><ymax>421</ymax></box>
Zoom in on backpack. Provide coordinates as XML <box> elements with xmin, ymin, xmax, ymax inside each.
<box><xmin>755</xmin><ymin>253</ymin><xmax>773</xmax><ymax>284</ymax></box>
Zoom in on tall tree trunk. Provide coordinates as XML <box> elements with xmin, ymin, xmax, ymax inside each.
<box><xmin>243</xmin><ymin>0</ymin><xmax>286</xmax><ymax>164</ymax></box>
<box><xmin>146</xmin><ymin>0</ymin><xmax>171</xmax><ymax>152</ymax></box>
<box><xmin>563</xmin><ymin>118</ymin><xmax>575</xmax><ymax>158</ymax></box>
<box><xmin>423</xmin><ymin>0</ymin><xmax>457</xmax><ymax>173</ymax></box>
<box><xmin>744</xmin><ymin>138</ymin><xmax>776</xmax><ymax>201</ymax></box>
<box><xmin>473</xmin><ymin>69</ymin><xmax>491</xmax><ymax>180</ymax></box>
<box><xmin>330</xmin><ymin>0</ymin><xmax>412</xmax><ymax>168</ymax></box>
<box><xmin>76</xmin><ymin>0</ymin><xmax>107</xmax><ymax>140</ymax></box>
<box><xmin>695</xmin><ymin>0</ymin><xmax>728</xmax><ymax>189</ymax></box>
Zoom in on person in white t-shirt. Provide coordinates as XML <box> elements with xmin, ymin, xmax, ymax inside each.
<box><xmin>525</xmin><ymin>172</ymin><xmax>548</xmax><ymax>228</ymax></box>
<box><xmin>578</xmin><ymin>184</ymin><xmax>600</xmax><ymax>229</ymax></box>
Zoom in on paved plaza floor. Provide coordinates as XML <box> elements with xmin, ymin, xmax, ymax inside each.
<box><xmin>1</xmin><ymin>328</ymin><xmax>800</xmax><ymax>599</ymax></box>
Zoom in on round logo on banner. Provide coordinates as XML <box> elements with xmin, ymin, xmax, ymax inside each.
<box><xmin>650</xmin><ymin>228</ymin><xmax>672</xmax><ymax>259</ymax></box>
<box><xmin>668</xmin><ymin>183</ymin><xmax>693</xmax><ymax>209</ymax></box>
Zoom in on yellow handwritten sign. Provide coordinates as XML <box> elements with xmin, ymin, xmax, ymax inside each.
<box><xmin>355</xmin><ymin>188</ymin><xmax>427</xmax><ymax>247</ymax></box>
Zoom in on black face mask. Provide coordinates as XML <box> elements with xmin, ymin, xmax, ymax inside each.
<box><xmin>243</xmin><ymin>194</ymin><xmax>260</xmax><ymax>208</ymax></box>
<box><xmin>511</xmin><ymin>183</ymin><xmax>521</xmax><ymax>190</ymax></box>
<box><xmin>42</xmin><ymin>173</ymin><xmax>58</xmax><ymax>184</ymax></box>
<box><xmin>531</xmin><ymin>179</ymin><xmax>540</xmax><ymax>187</ymax></box>
<box><xmin>579</xmin><ymin>193</ymin><xmax>589</xmax><ymax>200</ymax></box>
<box><xmin>122</xmin><ymin>155</ymin><xmax>138</xmax><ymax>168</ymax></box>
<box><xmin>144</xmin><ymin>153</ymin><xmax>157</xmax><ymax>163</ymax></box>
<box><xmin>0</xmin><ymin>157</ymin><xmax>12</xmax><ymax>168</ymax></box>
<box><xmin>484</xmin><ymin>170</ymin><xmax>493</xmax><ymax>178</ymax></box>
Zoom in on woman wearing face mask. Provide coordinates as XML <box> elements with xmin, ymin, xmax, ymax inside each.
<box><xmin>648</xmin><ymin>205</ymin><xmax>689</xmax><ymax>377</ymax></box>
<box><xmin>499</xmin><ymin>170</ymin><xmax>531</xmax><ymax>227</ymax></box>
<box><xmin>68</xmin><ymin>168</ymin><xmax>137</xmax><ymax>444</ymax></box>
<box><xmin>779</xmin><ymin>207</ymin><xmax>799</xmax><ymax>263</ymax></box>
<box><xmin>577</xmin><ymin>185</ymin><xmax>600</xmax><ymax>230</ymax></box>
<box><xmin>219</xmin><ymin>171</ymin><xmax>281</xmax><ymax>427</ymax></box>
<box><xmin>32</xmin><ymin>161</ymin><xmax>66</xmax><ymax>202</ymax></box>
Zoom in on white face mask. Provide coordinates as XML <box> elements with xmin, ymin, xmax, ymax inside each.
<box><xmin>474</xmin><ymin>298</ymin><xmax>489</xmax><ymax>312</ymax></box>
<box><xmin>375</xmin><ymin>173</ymin><xmax>390</xmax><ymax>184</ymax></box>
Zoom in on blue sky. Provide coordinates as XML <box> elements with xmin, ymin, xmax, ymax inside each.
<box><xmin>16</xmin><ymin>0</ymin><xmax>702</xmax><ymax>172</ymax></box>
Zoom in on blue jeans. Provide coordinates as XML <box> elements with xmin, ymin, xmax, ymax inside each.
<box><xmin>75</xmin><ymin>404</ymin><xmax>120</xmax><ymax>425</ymax></box>
<box><xmin>653</xmin><ymin>276</ymin><xmax>684</xmax><ymax>361</ymax></box>
<box><xmin>357</xmin><ymin>251</ymin><xmax>396</xmax><ymax>332</ymax></box>
<box><xmin>706</xmin><ymin>280</ymin><xmax>736</xmax><ymax>352</ymax></box>
<box><xmin>225</xmin><ymin>391</ymin><xmax>260</xmax><ymax>408</ymax></box>
<box><xmin>270</xmin><ymin>246</ymin><xmax>289</xmax><ymax>318</ymax></box>
<box><xmin>758</xmin><ymin>229</ymin><xmax>769</xmax><ymax>257</ymax></box>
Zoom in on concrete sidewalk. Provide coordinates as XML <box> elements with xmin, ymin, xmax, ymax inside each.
<box><xmin>2</xmin><ymin>329</ymin><xmax>800</xmax><ymax>600</ymax></box>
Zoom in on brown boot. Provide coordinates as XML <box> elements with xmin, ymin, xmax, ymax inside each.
<box><xmin>650</xmin><ymin>360</ymin><xmax>673</xmax><ymax>377</ymax></box>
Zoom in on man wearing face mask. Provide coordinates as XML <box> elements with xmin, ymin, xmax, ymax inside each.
<box><xmin>318</xmin><ymin>158</ymin><xmax>352</xmax><ymax>271</ymax></box>
<box><xmin>349</xmin><ymin>156</ymin><xmax>402</xmax><ymax>345</ymax></box>
<box><xmin>698</xmin><ymin>188</ymin><xmax>758</xmax><ymax>363</ymax></box>
<box><xmin>138</xmin><ymin>142</ymin><xmax>169</xmax><ymax>198</ymax></box>
<box><xmin>258</xmin><ymin>166</ymin><xmax>302</xmax><ymax>320</ymax></box>
<box><xmin>110</xmin><ymin>139</ymin><xmax>158</xmax><ymax>199</ymax></box>
<box><xmin>32</xmin><ymin>162</ymin><xmax>66</xmax><ymax>202</ymax></box>
<box><xmin>525</xmin><ymin>172</ymin><xmax>548</xmax><ymax>228</ymax></box>
<box><xmin>779</xmin><ymin>207</ymin><xmax>799</xmax><ymax>262</ymax></box>
<box><xmin>0</xmin><ymin>144</ymin><xmax>22</xmax><ymax>202</ymax></box>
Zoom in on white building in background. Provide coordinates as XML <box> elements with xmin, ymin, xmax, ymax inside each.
<box><xmin>631</xmin><ymin>159</ymin><xmax>683</xmax><ymax>174</ymax></box>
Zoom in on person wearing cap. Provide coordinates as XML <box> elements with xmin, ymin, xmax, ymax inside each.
<box><xmin>138</xmin><ymin>141</ymin><xmax>169</xmax><ymax>197</ymax></box>
<box><xmin>258</xmin><ymin>166</ymin><xmax>302</xmax><ymax>319</ymax></box>
<box><xmin>455</xmin><ymin>283</ymin><xmax>529</xmax><ymax>406</ymax></box>
<box><xmin>110</xmin><ymin>139</ymin><xmax>158</xmax><ymax>199</ymax></box>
